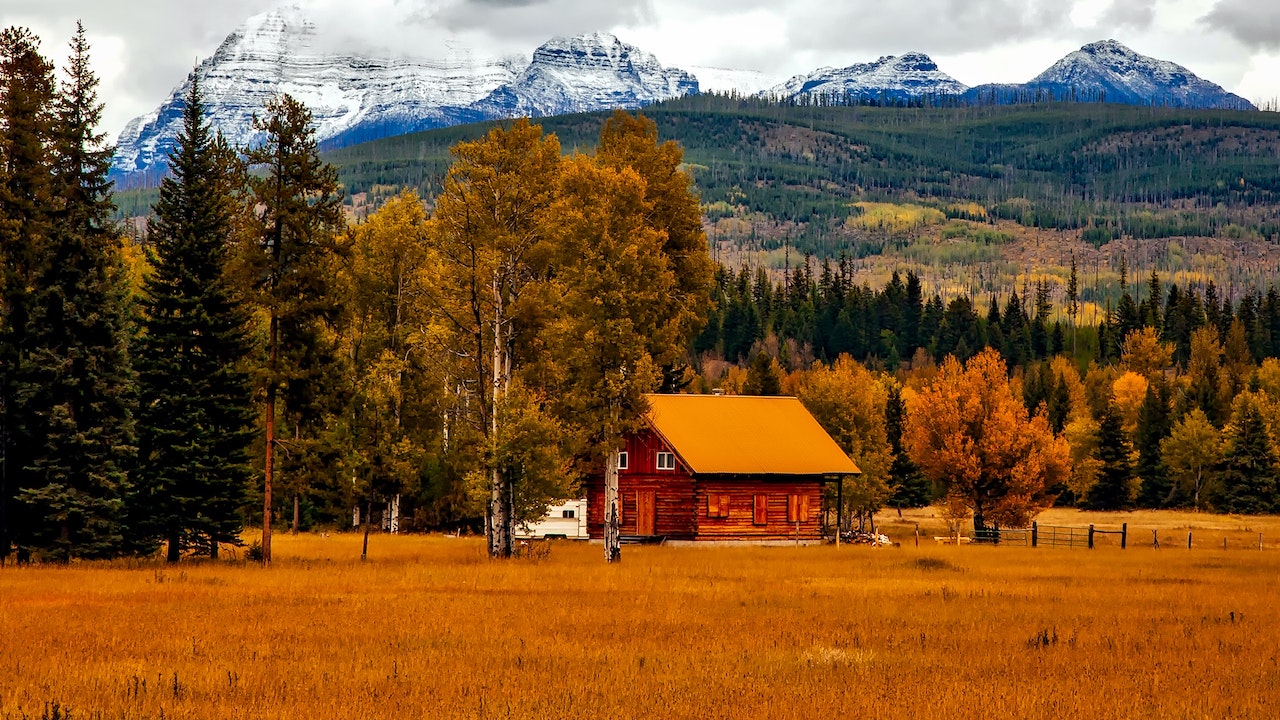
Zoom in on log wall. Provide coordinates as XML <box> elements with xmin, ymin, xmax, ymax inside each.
<box><xmin>693</xmin><ymin>477</ymin><xmax>825</xmax><ymax>541</ymax></box>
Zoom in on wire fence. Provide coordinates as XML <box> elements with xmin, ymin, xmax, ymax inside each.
<box><xmin>957</xmin><ymin>522</ymin><xmax>1270</xmax><ymax>550</ymax></box>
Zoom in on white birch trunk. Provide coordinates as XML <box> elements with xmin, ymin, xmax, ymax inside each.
<box><xmin>604</xmin><ymin>449</ymin><xmax>621</xmax><ymax>563</ymax></box>
<box><xmin>488</xmin><ymin>273</ymin><xmax>511</xmax><ymax>558</ymax></box>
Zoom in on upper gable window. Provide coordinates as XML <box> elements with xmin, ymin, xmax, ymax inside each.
<box><xmin>617</xmin><ymin>451</ymin><xmax>629</xmax><ymax>470</ymax></box>
<box><xmin>656</xmin><ymin>452</ymin><xmax>676</xmax><ymax>471</ymax></box>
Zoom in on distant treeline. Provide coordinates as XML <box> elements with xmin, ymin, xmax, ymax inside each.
<box><xmin>699</xmin><ymin>256</ymin><xmax>1280</xmax><ymax>371</ymax></box>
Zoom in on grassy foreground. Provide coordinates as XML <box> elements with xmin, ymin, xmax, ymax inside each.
<box><xmin>2</xmin><ymin>512</ymin><xmax>1279</xmax><ymax>719</ymax></box>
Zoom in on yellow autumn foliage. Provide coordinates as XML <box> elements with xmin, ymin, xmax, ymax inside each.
<box><xmin>846</xmin><ymin>202</ymin><xmax>946</xmax><ymax>235</ymax></box>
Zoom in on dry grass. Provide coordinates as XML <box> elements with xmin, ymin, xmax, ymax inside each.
<box><xmin>3</xmin><ymin>513</ymin><xmax>1279</xmax><ymax>719</ymax></box>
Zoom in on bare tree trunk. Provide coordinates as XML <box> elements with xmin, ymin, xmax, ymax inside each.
<box><xmin>361</xmin><ymin>499</ymin><xmax>372</xmax><ymax>561</ymax></box>
<box><xmin>292</xmin><ymin>494</ymin><xmax>300</xmax><ymax>535</ymax></box>
<box><xmin>604</xmin><ymin>448</ymin><xmax>621</xmax><ymax>563</ymax></box>
<box><xmin>262</xmin><ymin>313</ymin><xmax>279</xmax><ymax>567</ymax></box>
<box><xmin>166</xmin><ymin>531</ymin><xmax>180</xmax><ymax>564</ymax></box>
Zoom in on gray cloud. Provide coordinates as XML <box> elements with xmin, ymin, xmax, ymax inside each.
<box><xmin>1202</xmin><ymin>0</ymin><xmax>1280</xmax><ymax>50</ymax></box>
<box><xmin>434</xmin><ymin>0</ymin><xmax>653</xmax><ymax>47</ymax></box>
<box><xmin>787</xmin><ymin>0</ymin><xmax>1076</xmax><ymax>57</ymax></box>
<box><xmin>1099</xmin><ymin>0</ymin><xmax>1158</xmax><ymax>31</ymax></box>
<box><xmin>5</xmin><ymin>0</ymin><xmax>272</xmax><ymax>137</ymax></box>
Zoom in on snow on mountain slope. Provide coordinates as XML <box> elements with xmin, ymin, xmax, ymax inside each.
<box><xmin>114</xmin><ymin>4</ymin><xmax>526</xmax><ymax>174</ymax></box>
<box><xmin>766</xmin><ymin>52</ymin><xmax>968</xmax><ymax>101</ymax></box>
<box><xmin>1030</xmin><ymin>40</ymin><xmax>1254</xmax><ymax>109</ymax></box>
<box><xmin>963</xmin><ymin>40</ymin><xmax>1255</xmax><ymax>110</ymax></box>
<box><xmin>470</xmin><ymin>33</ymin><xmax>697</xmax><ymax>119</ymax></box>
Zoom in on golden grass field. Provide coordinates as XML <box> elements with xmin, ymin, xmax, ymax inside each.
<box><xmin>3</xmin><ymin>509</ymin><xmax>1280</xmax><ymax>720</ymax></box>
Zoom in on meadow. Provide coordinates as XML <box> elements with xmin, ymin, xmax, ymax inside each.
<box><xmin>3</xmin><ymin>509</ymin><xmax>1279</xmax><ymax>720</ymax></box>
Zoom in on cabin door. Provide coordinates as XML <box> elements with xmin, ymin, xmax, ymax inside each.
<box><xmin>636</xmin><ymin>491</ymin><xmax>657</xmax><ymax>535</ymax></box>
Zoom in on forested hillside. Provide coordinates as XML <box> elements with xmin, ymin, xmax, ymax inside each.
<box><xmin>116</xmin><ymin>97</ymin><xmax>1280</xmax><ymax>299</ymax></box>
<box><xmin>321</xmin><ymin>95</ymin><xmax>1280</xmax><ymax>246</ymax></box>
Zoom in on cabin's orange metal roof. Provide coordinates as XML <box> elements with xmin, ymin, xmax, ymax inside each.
<box><xmin>644</xmin><ymin>394</ymin><xmax>861</xmax><ymax>476</ymax></box>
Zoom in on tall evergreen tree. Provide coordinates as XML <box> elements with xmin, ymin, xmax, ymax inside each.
<box><xmin>1217</xmin><ymin>396</ymin><xmax>1278</xmax><ymax>514</ymax></box>
<box><xmin>885</xmin><ymin>384</ymin><xmax>929</xmax><ymax>509</ymax></box>
<box><xmin>242</xmin><ymin>94</ymin><xmax>346</xmax><ymax>565</ymax></box>
<box><xmin>15</xmin><ymin>24</ymin><xmax>136</xmax><ymax>560</ymax></box>
<box><xmin>136</xmin><ymin>73</ymin><xmax>256</xmax><ymax>562</ymax></box>
<box><xmin>1084</xmin><ymin>401</ymin><xmax>1134</xmax><ymax>510</ymax></box>
<box><xmin>1134</xmin><ymin>377</ymin><xmax>1173</xmax><ymax>507</ymax></box>
<box><xmin>0</xmin><ymin>26</ymin><xmax>57</xmax><ymax>562</ymax></box>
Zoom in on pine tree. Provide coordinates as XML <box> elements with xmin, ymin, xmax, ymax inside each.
<box><xmin>242</xmin><ymin>94</ymin><xmax>346</xmax><ymax>565</ymax></box>
<box><xmin>885</xmin><ymin>384</ymin><xmax>929</xmax><ymax>509</ymax></box>
<box><xmin>1217</xmin><ymin>396</ymin><xmax>1278</xmax><ymax>514</ymax></box>
<box><xmin>135</xmin><ymin>73</ymin><xmax>255</xmax><ymax>562</ymax></box>
<box><xmin>743</xmin><ymin>352</ymin><xmax>783</xmax><ymax>396</ymax></box>
<box><xmin>0</xmin><ymin>26</ymin><xmax>57</xmax><ymax>563</ymax></box>
<box><xmin>1134</xmin><ymin>378</ymin><xmax>1173</xmax><ymax>507</ymax></box>
<box><xmin>1084</xmin><ymin>402</ymin><xmax>1133</xmax><ymax>510</ymax></box>
<box><xmin>15</xmin><ymin>24</ymin><xmax>136</xmax><ymax>560</ymax></box>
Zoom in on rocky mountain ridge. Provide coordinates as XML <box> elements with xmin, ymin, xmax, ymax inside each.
<box><xmin>111</xmin><ymin>8</ymin><xmax>1259</xmax><ymax>179</ymax></box>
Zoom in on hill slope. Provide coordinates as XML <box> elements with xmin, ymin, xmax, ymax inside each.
<box><xmin>324</xmin><ymin>96</ymin><xmax>1280</xmax><ymax>253</ymax></box>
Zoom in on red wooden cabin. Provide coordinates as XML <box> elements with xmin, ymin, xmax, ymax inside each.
<box><xmin>585</xmin><ymin>394</ymin><xmax>861</xmax><ymax>543</ymax></box>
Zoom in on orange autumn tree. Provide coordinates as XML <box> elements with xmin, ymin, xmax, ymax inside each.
<box><xmin>904</xmin><ymin>348</ymin><xmax>1070</xmax><ymax>530</ymax></box>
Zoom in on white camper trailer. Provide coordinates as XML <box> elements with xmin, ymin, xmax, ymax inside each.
<box><xmin>514</xmin><ymin>498</ymin><xmax>589</xmax><ymax>540</ymax></box>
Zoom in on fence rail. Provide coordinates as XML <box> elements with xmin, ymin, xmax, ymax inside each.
<box><xmin>971</xmin><ymin>522</ymin><xmax>1128</xmax><ymax>549</ymax></box>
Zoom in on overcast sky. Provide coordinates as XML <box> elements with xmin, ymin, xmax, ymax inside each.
<box><xmin>6</xmin><ymin>0</ymin><xmax>1280</xmax><ymax>141</ymax></box>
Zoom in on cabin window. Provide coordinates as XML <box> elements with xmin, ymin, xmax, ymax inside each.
<box><xmin>706</xmin><ymin>493</ymin><xmax>731</xmax><ymax>519</ymax></box>
<box><xmin>753</xmin><ymin>495</ymin><xmax>768</xmax><ymax>526</ymax></box>
<box><xmin>561</xmin><ymin>509</ymin><xmax>576</xmax><ymax>519</ymax></box>
<box><xmin>617</xmin><ymin>451</ymin><xmax>629</xmax><ymax>470</ymax></box>
<box><xmin>656</xmin><ymin>452</ymin><xmax>676</xmax><ymax>471</ymax></box>
<box><xmin>787</xmin><ymin>494</ymin><xmax>811</xmax><ymax>523</ymax></box>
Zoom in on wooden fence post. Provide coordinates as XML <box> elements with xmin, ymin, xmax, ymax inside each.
<box><xmin>1121</xmin><ymin>523</ymin><xmax>1127</xmax><ymax>550</ymax></box>
<box><xmin>1223</xmin><ymin>537</ymin><xmax>1228</xmax><ymax>550</ymax></box>
<box><xmin>1187</xmin><ymin>531</ymin><xmax>1193</xmax><ymax>549</ymax></box>
<box><xmin>1031</xmin><ymin>521</ymin><xmax>1038</xmax><ymax>548</ymax></box>
<box><xmin>914</xmin><ymin>523</ymin><xmax>919</xmax><ymax>548</ymax></box>
<box><xmin>1152</xmin><ymin>530</ymin><xmax>1159</xmax><ymax>549</ymax></box>
<box><xmin>1088</xmin><ymin>524</ymin><xmax>1095</xmax><ymax>549</ymax></box>
<box><xmin>1261</xmin><ymin>533</ymin><xmax>1264</xmax><ymax>551</ymax></box>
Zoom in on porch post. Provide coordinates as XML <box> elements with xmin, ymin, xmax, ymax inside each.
<box><xmin>836</xmin><ymin>477</ymin><xmax>844</xmax><ymax>548</ymax></box>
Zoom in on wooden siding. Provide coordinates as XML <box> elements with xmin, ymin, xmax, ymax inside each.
<box><xmin>619</xmin><ymin>429</ymin><xmax>686</xmax><ymax>476</ymax></box>
<box><xmin>693</xmin><ymin>477</ymin><xmax>825</xmax><ymax>541</ymax></box>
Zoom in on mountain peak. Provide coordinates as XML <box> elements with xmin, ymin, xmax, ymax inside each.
<box><xmin>1028</xmin><ymin>39</ymin><xmax>1255</xmax><ymax>110</ymax></box>
<box><xmin>768</xmin><ymin>52</ymin><xmax>967</xmax><ymax>100</ymax></box>
<box><xmin>1080</xmin><ymin>39</ymin><xmax>1134</xmax><ymax>55</ymax></box>
<box><xmin>474</xmin><ymin>32</ymin><xmax>696</xmax><ymax>118</ymax></box>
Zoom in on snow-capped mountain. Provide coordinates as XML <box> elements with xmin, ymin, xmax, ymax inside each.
<box><xmin>963</xmin><ymin>40</ymin><xmax>1254</xmax><ymax>110</ymax></box>
<box><xmin>471</xmin><ymin>33</ymin><xmax>697</xmax><ymax>119</ymax></box>
<box><xmin>114</xmin><ymin>11</ymin><xmax>1261</xmax><ymax>180</ymax></box>
<box><xmin>766</xmin><ymin>53</ymin><xmax>968</xmax><ymax>101</ymax></box>
<box><xmin>113</xmin><ymin>5</ymin><xmax>529</xmax><ymax>174</ymax></box>
<box><xmin>113</xmin><ymin>11</ymin><xmax>697</xmax><ymax>175</ymax></box>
